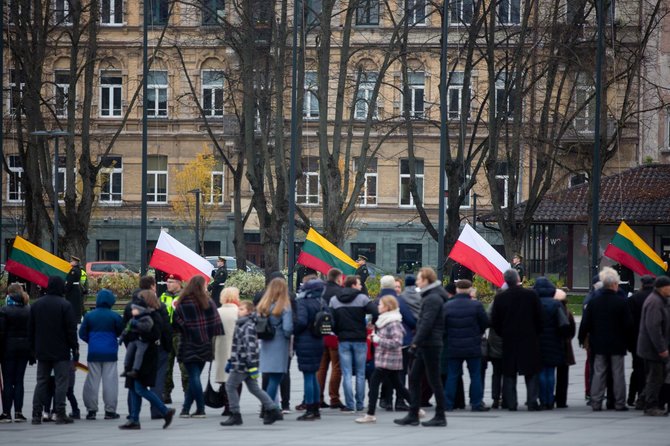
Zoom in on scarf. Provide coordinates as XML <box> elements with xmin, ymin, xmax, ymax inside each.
<box><xmin>375</xmin><ymin>309</ymin><xmax>402</xmax><ymax>328</ymax></box>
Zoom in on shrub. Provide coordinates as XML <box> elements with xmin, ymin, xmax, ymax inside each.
<box><xmin>88</xmin><ymin>273</ymin><xmax>140</xmax><ymax>300</ymax></box>
<box><xmin>473</xmin><ymin>275</ymin><xmax>496</xmax><ymax>304</ymax></box>
<box><xmin>225</xmin><ymin>270</ymin><xmax>268</xmax><ymax>300</ymax></box>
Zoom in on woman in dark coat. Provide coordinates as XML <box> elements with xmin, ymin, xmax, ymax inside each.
<box><xmin>294</xmin><ymin>279</ymin><xmax>326</xmax><ymax>421</ymax></box>
<box><xmin>554</xmin><ymin>289</ymin><xmax>576</xmax><ymax>408</ymax></box>
<box><xmin>119</xmin><ymin>290</ymin><xmax>176</xmax><ymax>430</ymax></box>
<box><xmin>533</xmin><ymin>277</ymin><xmax>569</xmax><ymax>410</ymax></box>
<box><xmin>0</xmin><ymin>284</ymin><xmax>32</xmax><ymax>422</ymax></box>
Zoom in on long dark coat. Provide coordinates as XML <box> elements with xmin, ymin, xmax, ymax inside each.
<box><xmin>125</xmin><ymin>310</ymin><xmax>162</xmax><ymax>388</ymax></box>
<box><xmin>294</xmin><ymin>281</ymin><xmax>325</xmax><ymax>373</ymax></box>
<box><xmin>491</xmin><ymin>285</ymin><xmax>542</xmax><ymax>376</ymax></box>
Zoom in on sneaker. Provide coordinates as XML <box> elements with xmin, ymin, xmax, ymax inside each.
<box><xmin>14</xmin><ymin>413</ymin><xmax>27</xmax><ymax>423</ymax></box>
<box><xmin>0</xmin><ymin>413</ymin><xmax>12</xmax><ymax>423</ymax></box>
<box><xmin>104</xmin><ymin>412</ymin><xmax>120</xmax><ymax>420</ymax></box>
<box><xmin>86</xmin><ymin>411</ymin><xmax>97</xmax><ymax>420</ymax></box>
<box><xmin>179</xmin><ymin>410</ymin><xmax>190</xmax><ymax>419</ymax></box>
<box><xmin>282</xmin><ymin>409</ymin><xmax>291</xmax><ymax>415</ymax></box>
<box><xmin>355</xmin><ymin>414</ymin><xmax>376</xmax><ymax>423</ymax></box>
<box><xmin>190</xmin><ymin>410</ymin><xmax>206</xmax><ymax>418</ymax></box>
<box><xmin>340</xmin><ymin>407</ymin><xmax>355</xmax><ymax>414</ymax></box>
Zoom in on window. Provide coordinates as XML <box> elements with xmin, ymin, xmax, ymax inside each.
<box><xmin>96</xmin><ymin>240</ymin><xmax>120</xmax><ymax>261</ymax></box>
<box><xmin>498</xmin><ymin>0</ymin><xmax>520</xmax><ymax>24</ymax></box>
<box><xmin>354</xmin><ymin>157</ymin><xmax>377</xmax><ymax>206</ymax></box>
<box><xmin>56</xmin><ymin>156</ymin><xmax>67</xmax><ymax>201</ymax></box>
<box><xmin>445</xmin><ymin>167</ymin><xmax>471</xmax><ymax>208</ymax></box>
<box><xmin>407</xmin><ymin>0</ymin><xmax>426</xmax><ymax>25</ymax></box>
<box><xmin>147</xmin><ymin>70</ymin><xmax>168</xmax><ymax>117</ymax></box>
<box><xmin>407</xmin><ymin>72</ymin><xmax>425</xmax><ymax>118</ymax></box>
<box><xmin>55</xmin><ymin>71</ymin><xmax>70</xmax><ymax>118</ymax></box>
<box><xmin>99</xmin><ymin>156</ymin><xmax>123</xmax><ymax>203</ymax></box>
<box><xmin>574</xmin><ymin>80</ymin><xmax>595</xmax><ymax>133</ymax></box>
<box><xmin>296</xmin><ymin>156</ymin><xmax>319</xmax><ymax>205</ymax></box>
<box><xmin>451</xmin><ymin>0</ymin><xmax>473</xmax><ymax>25</ymax></box>
<box><xmin>202</xmin><ymin>70</ymin><xmax>224</xmax><ymax>116</ymax></box>
<box><xmin>447</xmin><ymin>71</ymin><xmax>464</xmax><ymax>120</ymax></box>
<box><xmin>304</xmin><ymin>71</ymin><xmax>319</xmax><ymax>119</ymax></box>
<box><xmin>148</xmin><ymin>0</ymin><xmax>169</xmax><ymax>25</ymax></box>
<box><xmin>147</xmin><ymin>155</ymin><xmax>168</xmax><ymax>203</ymax></box>
<box><xmin>54</xmin><ymin>0</ymin><xmax>72</xmax><ymax>24</ymax></box>
<box><xmin>399</xmin><ymin>158</ymin><xmax>424</xmax><ymax>207</ymax></box>
<box><xmin>208</xmin><ymin>159</ymin><xmax>224</xmax><ymax>204</ymax></box>
<box><xmin>356</xmin><ymin>0</ymin><xmax>379</xmax><ymax>25</ymax></box>
<box><xmin>354</xmin><ymin>72</ymin><xmax>378</xmax><ymax>120</ymax></box>
<box><xmin>397</xmin><ymin>243</ymin><xmax>422</xmax><ymax>273</ymax></box>
<box><xmin>202</xmin><ymin>0</ymin><xmax>225</xmax><ymax>25</ymax></box>
<box><xmin>101</xmin><ymin>0</ymin><xmax>123</xmax><ymax>24</ymax></box>
<box><xmin>569</xmin><ymin>173</ymin><xmax>587</xmax><ymax>187</ymax></box>
<box><xmin>495</xmin><ymin>161</ymin><xmax>509</xmax><ymax>208</ymax></box>
<box><xmin>9</xmin><ymin>69</ymin><xmax>24</xmax><ymax>115</ymax></box>
<box><xmin>100</xmin><ymin>72</ymin><xmax>122</xmax><ymax>117</ymax></box>
<box><xmin>305</xmin><ymin>0</ymin><xmax>322</xmax><ymax>27</ymax></box>
<box><xmin>7</xmin><ymin>155</ymin><xmax>24</xmax><ymax>203</ymax></box>
<box><xmin>495</xmin><ymin>72</ymin><xmax>517</xmax><ymax>119</ymax></box>
<box><xmin>565</xmin><ymin>0</ymin><xmax>585</xmax><ymax>23</ymax></box>
<box><xmin>351</xmin><ymin>243</ymin><xmax>376</xmax><ymax>264</ymax></box>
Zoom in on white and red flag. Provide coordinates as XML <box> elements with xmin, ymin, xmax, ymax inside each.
<box><xmin>149</xmin><ymin>230</ymin><xmax>213</xmax><ymax>282</ymax></box>
<box><xmin>448</xmin><ymin>224</ymin><xmax>510</xmax><ymax>287</ymax></box>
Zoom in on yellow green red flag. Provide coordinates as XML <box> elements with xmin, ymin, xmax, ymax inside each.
<box><xmin>297</xmin><ymin>228</ymin><xmax>358</xmax><ymax>276</ymax></box>
<box><xmin>5</xmin><ymin>236</ymin><xmax>70</xmax><ymax>288</ymax></box>
<box><xmin>603</xmin><ymin>221</ymin><xmax>667</xmax><ymax>277</ymax></box>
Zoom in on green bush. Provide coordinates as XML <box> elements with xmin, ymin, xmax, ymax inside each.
<box><xmin>88</xmin><ymin>273</ymin><xmax>140</xmax><ymax>300</ymax></box>
<box><xmin>225</xmin><ymin>270</ymin><xmax>268</xmax><ymax>300</ymax></box>
<box><xmin>365</xmin><ymin>276</ymin><xmax>380</xmax><ymax>299</ymax></box>
<box><xmin>473</xmin><ymin>275</ymin><xmax>496</xmax><ymax>304</ymax></box>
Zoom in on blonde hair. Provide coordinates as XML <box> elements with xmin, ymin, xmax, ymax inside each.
<box><xmin>220</xmin><ymin>287</ymin><xmax>240</xmax><ymax>305</ymax></box>
<box><xmin>380</xmin><ymin>295</ymin><xmax>399</xmax><ymax>311</ymax></box>
<box><xmin>257</xmin><ymin>278</ymin><xmax>291</xmax><ymax>317</ymax></box>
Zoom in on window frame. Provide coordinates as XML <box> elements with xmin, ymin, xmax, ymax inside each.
<box><xmin>7</xmin><ymin>154</ymin><xmax>24</xmax><ymax>203</ymax></box>
<box><xmin>495</xmin><ymin>162</ymin><xmax>509</xmax><ymax>209</ymax></box>
<box><xmin>574</xmin><ymin>84</ymin><xmax>595</xmax><ymax>134</ymax></box>
<box><xmin>495</xmin><ymin>72</ymin><xmax>517</xmax><ymax>120</ymax></box>
<box><xmin>354</xmin><ymin>157</ymin><xmax>378</xmax><ymax>207</ymax></box>
<box><xmin>8</xmin><ymin>69</ymin><xmax>24</xmax><ymax>116</ymax></box>
<box><xmin>147</xmin><ymin>70</ymin><xmax>168</xmax><ymax>118</ymax></box>
<box><xmin>354</xmin><ymin>72</ymin><xmax>378</xmax><ymax>121</ymax></box>
<box><xmin>55</xmin><ymin>70</ymin><xmax>70</xmax><ymax>118</ymax></box>
<box><xmin>201</xmin><ymin>70</ymin><xmax>224</xmax><ymax>117</ymax></box>
<box><xmin>444</xmin><ymin>168</ymin><xmax>472</xmax><ymax>209</ymax></box>
<box><xmin>304</xmin><ymin>71</ymin><xmax>319</xmax><ymax>119</ymax></box>
<box><xmin>407</xmin><ymin>71</ymin><xmax>425</xmax><ymax>118</ymax></box>
<box><xmin>99</xmin><ymin>156</ymin><xmax>123</xmax><ymax>205</ymax></box>
<box><xmin>396</xmin><ymin>243</ymin><xmax>423</xmax><ymax>273</ymax></box>
<box><xmin>55</xmin><ymin>156</ymin><xmax>67</xmax><ymax>202</ymax></box>
<box><xmin>447</xmin><ymin>71</ymin><xmax>464</xmax><ymax>121</ymax></box>
<box><xmin>208</xmin><ymin>160</ymin><xmax>225</xmax><ymax>205</ymax></box>
<box><xmin>450</xmin><ymin>0</ymin><xmax>474</xmax><ymax>25</ymax></box>
<box><xmin>147</xmin><ymin>155</ymin><xmax>168</xmax><ymax>204</ymax></box>
<box><xmin>148</xmin><ymin>0</ymin><xmax>170</xmax><ymax>26</ymax></box>
<box><xmin>356</xmin><ymin>0</ymin><xmax>380</xmax><ymax>26</ymax></box>
<box><xmin>100</xmin><ymin>71</ymin><xmax>123</xmax><ymax>117</ymax></box>
<box><xmin>101</xmin><ymin>0</ymin><xmax>124</xmax><ymax>25</ymax></box>
<box><xmin>498</xmin><ymin>0</ymin><xmax>521</xmax><ymax>25</ymax></box>
<box><xmin>407</xmin><ymin>0</ymin><xmax>426</xmax><ymax>25</ymax></box>
<box><xmin>296</xmin><ymin>156</ymin><xmax>320</xmax><ymax>205</ymax></box>
<box><xmin>399</xmin><ymin>158</ymin><xmax>424</xmax><ymax>207</ymax></box>
<box><xmin>54</xmin><ymin>0</ymin><xmax>72</xmax><ymax>25</ymax></box>
<box><xmin>201</xmin><ymin>0</ymin><xmax>225</xmax><ymax>25</ymax></box>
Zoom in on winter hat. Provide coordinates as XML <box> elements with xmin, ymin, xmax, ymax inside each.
<box><xmin>404</xmin><ymin>275</ymin><xmax>416</xmax><ymax>287</ymax></box>
<box><xmin>640</xmin><ymin>275</ymin><xmax>655</xmax><ymax>287</ymax></box>
<box><xmin>654</xmin><ymin>276</ymin><xmax>670</xmax><ymax>289</ymax></box>
<box><xmin>46</xmin><ymin>276</ymin><xmax>66</xmax><ymax>296</ymax></box>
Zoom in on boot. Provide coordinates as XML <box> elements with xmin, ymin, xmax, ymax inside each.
<box><xmin>297</xmin><ymin>404</ymin><xmax>318</xmax><ymax>421</ymax></box>
<box><xmin>263</xmin><ymin>407</ymin><xmax>282</xmax><ymax>425</ymax></box>
<box><xmin>55</xmin><ymin>413</ymin><xmax>74</xmax><ymax>425</ymax></box>
<box><xmin>393</xmin><ymin>413</ymin><xmax>420</xmax><ymax>426</ymax></box>
<box><xmin>220</xmin><ymin>413</ymin><xmax>243</xmax><ymax>426</ymax></box>
<box><xmin>313</xmin><ymin>405</ymin><xmax>321</xmax><ymax>420</ymax></box>
<box><xmin>421</xmin><ymin>414</ymin><xmax>447</xmax><ymax>427</ymax></box>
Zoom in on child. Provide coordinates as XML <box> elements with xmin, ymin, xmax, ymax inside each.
<box><xmin>220</xmin><ymin>301</ymin><xmax>281</xmax><ymax>426</ymax></box>
<box><xmin>120</xmin><ymin>302</ymin><xmax>155</xmax><ymax>379</ymax></box>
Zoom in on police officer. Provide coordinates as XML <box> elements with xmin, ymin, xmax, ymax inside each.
<box><xmin>160</xmin><ymin>274</ymin><xmax>188</xmax><ymax>404</ymax></box>
<box><xmin>207</xmin><ymin>257</ymin><xmax>228</xmax><ymax>307</ymax></box>
<box><xmin>65</xmin><ymin>256</ymin><xmax>84</xmax><ymax>323</ymax></box>
<box><xmin>511</xmin><ymin>254</ymin><xmax>525</xmax><ymax>283</ymax></box>
<box><xmin>355</xmin><ymin>255</ymin><xmax>370</xmax><ymax>295</ymax></box>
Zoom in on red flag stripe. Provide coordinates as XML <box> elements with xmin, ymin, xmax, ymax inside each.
<box><xmin>149</xmin><ymin>248</ymin><xmax>211</xmax><ymax>282</ymax></box>
<box><xmin>449</xmin><ymin>240</ymin><xmax>506</xmax><ymax>287</ymax></box>
<box><xmin>297</xmin><ymin>251</ymin><xmax>334</xmax><ymax>276</ymax></box>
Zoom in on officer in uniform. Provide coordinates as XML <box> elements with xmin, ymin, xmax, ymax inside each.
<box><xmin>355</xmin><ymin>255</ymin><xmax>370</xmax><ymax>295</ymax></box>
<box><xmin>160</xmin><ymin>274</ymin><xmax>189</xmax><ymax>404</ymax></box>
<box><xmin>450</xmin><ymin>262</ymin><xmax>474</xmax><ymax>283</ymax></box>
<box><xmin>65</xmin><ymin>255</ymin><xmax>84</xmax><ymax>323</ymax></box>
<box><xmin>512</xmin><ymin>254</ymin><xmax>526</xmax><ymax>283</ymax></box>
<box><xmin>207</xmin><ymin>256</ymin><xmax>228</xmax><ymax>307</ymax></box>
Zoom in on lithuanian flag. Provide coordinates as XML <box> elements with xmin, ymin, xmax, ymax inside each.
<box><xmin>5</xmin><ymin>236</ymin><xmax>70</xmax><ymax>288</ymax></box>
<box><xmin>297</xmin><ymin>228</ymin><xmax>358</xmax><ymax>276</ymax></box>
<box><xmin>603</xmin><ymin>221</ymin><xmax>668</xmax><ymax>277</ymax></box>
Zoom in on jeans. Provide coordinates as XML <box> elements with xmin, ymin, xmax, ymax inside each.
<box><xmin>128</xmin><ymin>380</ymin><xmax>168</xmax><ymax>423</ymax></box>
<box><xmin>226</xmin><ymin>370</ymin><xmax>275</xmax><ymax>413</ymax></box>
<box><xmin>264</xmin><ymin>372</ymin><xmax>284</xmax><ymax>402</ymax></box>
<box><xmin>182</xmin><ymin>361</ymin><xmax>205</xmax><ymax>413</ymax></box>
<box><xmin>33</xmin><ymin>360</ymin><xmax>70</xmax><ymax>416</ymax></box>
<box><xmin>1</xmin><ymin>358</ymin><xmax>28</xmax><ymax>413</ymax></box>
<box><xmin>303</xmin><ymin>372</ymin><xmax>320</xmax><ymax>405</ymax></box>
<box><xmin>368</xmin><ymin>368</ymin><xmax>411</xmax><ymax>416</ymax></box>
<box><xmin>409</xmin><ymin>346</ymin><xmax>445</xmax><ymax>417</ymax></box>
<box><xmin>445</xmin><ymin>357</ymin><xmax>483</xmax><ymax>410</ymax></box>
<box><xmin>538</xmin><ymin>366</ymin><xmax>556</xmax><ymax>406</ymax></box>
<box><xmin>338</xmin><ymin>341</ymin><xmax>368</xmax><ymax>411</ymax></box>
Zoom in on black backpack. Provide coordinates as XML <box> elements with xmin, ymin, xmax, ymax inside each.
<box><xmin>255</xmin><ymin>314</ymin><xmax>276</xmax><ymax>340</ymax></box>
<box><xmin>311</xmin><ymin>304</ymin><xmax>333</xmax><ymax>337</ymax></box>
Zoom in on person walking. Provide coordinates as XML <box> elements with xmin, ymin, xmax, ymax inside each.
<box><xmin>627</xmin><ymin>275</ymin><xmax>655</xmax><ymax>408</ymax></box>
<box><xmin>29</xmin><ymin>276</ymin><xmax>79</xmax><ymax>425</ymax></box>
<box><xmin>78</xmin><ymin>289</ymin><xmax>124</xmax><ymax>420</ymax></box>
<box><xmin>0</xmin><ymin>284</ymin><xmax>31</xmax><ymax>422</ymax></box>
<box><xmin>294</xmin><ymin>279</ymin><xmax>326</xmax><ymax>420</ymax></box>
<box><xmin>329</xmin><ymin>275</ymin><xmax>378</xmax><ymax>413</ymax></box>
<box><xmin>394</xmin><ymin>267</ymin><xmax>448</xmax><ymax>427</ymax></box>
<box><xmin>443</xmin><ymin>279</ymin><xmax>489</xmax><ymax>412</ymax></box>
<box><xmin>173</xmin><ymin>275</ymin><xmax>224</xmax><ymax>418</ymax></box>
<box><xmin>636</xmin><ymin>276</ymin><xmax>670</xmax><ymax>416</ymax></box>
<box><xmin>214</xmin><ymin>287</ymin><xmax>240</xmax><ymax>415</ymax></box>
<box><xmin>316</xmin><ymin>268</ymin><xmax>344</xmax><ymax>409</ymax></box>
<box><xmin>119</xmin><ymin>290</ymin><xmax>176</xmax><ymax>430</ymax></box>
<box><xmin>257</xmin><ymin>277</ymin><xmax>293</xmax><ymax>415</ymax></box>
<box><xmin>208</xmin><ymin>257</ymin><xmax>228</xmax><ymax>307</ymax></box>
<box><xmin>490</xmin><ymin>269</ymin><xmax>543</xmax><ymax>411</ymax></box>
<box><xmin>578</xmin><ymin>267</ymin><xmax>633</xmax><ymax>412</ymax></box>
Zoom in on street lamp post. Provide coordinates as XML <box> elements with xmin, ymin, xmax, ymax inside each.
<box><xmin>189</xmin><ymin>188</ymin><xmax>201</xmax><ymax>255</ymax></box>
<box><xmin>31</xmin><ymin>130</ymin><xmax>70</xmax><ymax>255</ymax></box>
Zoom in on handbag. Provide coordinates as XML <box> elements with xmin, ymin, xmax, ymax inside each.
<box><xmin>204</xmin><ymin>363</ymin><xmax>225</xmax><ymax>409</ymax></box>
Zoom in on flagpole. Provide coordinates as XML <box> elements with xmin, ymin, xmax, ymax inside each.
<box><xmin>287</xmin><ymin>0</ymin><xmax>301</xmax><ymax>293</ymax></box>
<box><xmin>591</xmin><ymin>0</ymin><xmax>604</xmax><ymax>279</ymax></box>
<box><xmin>437</xmin><ymin>0</ymin><xmax>450</xmax><ymax>282</ymax></box>
<box><xmin>140</xmin><ymin>0</ymin><xmax>149</xmax><ymax>275</ymax></box>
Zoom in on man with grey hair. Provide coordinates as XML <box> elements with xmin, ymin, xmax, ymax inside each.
<box><xmin>578</xmin><ymin>266</ymin><xmax>633</xmax><ymax>411</ymax></box>
<box><xmin>490</xmin><ymin>269</ymin><xmax>543</xmax><ymax>411</ymax></box>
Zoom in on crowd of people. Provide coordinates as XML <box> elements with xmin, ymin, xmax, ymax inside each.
<box><xmin>0</xmin><ymin>261</ymin><xmax>669</xmax><ymax>431</ymax></box>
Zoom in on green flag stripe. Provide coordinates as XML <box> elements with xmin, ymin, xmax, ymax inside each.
<box><xmin>301</xmin><ymin>240</ymin><xmax>358</xmax><ymax>275</ymax></box>
<box><xmin>611</xmin><ymin>233</ymin><xmax>666</xmax><ymax>276</ymax></box>
<box><xmin>9</xmin><ymin>248</ymin><xmax>69</xmax><ymax>279</ymax></box>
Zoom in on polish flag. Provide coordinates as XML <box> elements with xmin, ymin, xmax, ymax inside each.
<box><xmin>149</xmin><ymin>231</ymin><xmax>213</xmax><ymax>282</ymax></box>
<box><xmin>448</xmin><ymin>224</ymin><xmax>510</xmax><ymax>287</ymax></box>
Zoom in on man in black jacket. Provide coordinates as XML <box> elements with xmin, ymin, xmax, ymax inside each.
<box><xmin>317</xmin><ymin>268</ymin><xmax>345</xmax><ymax>409</ymax></box>
<box><xmin>208</xmin><ymin>257</ymin><xmax>228</xmax><ymax>307</ymax></box>
<box><xmin>30</xmin><ymin>276</ymin><xmax>79</xmax><ymax>425</ymax></box>
<box><xmin>627</xmin><ymin>275</ymin><xmax>655</xmax><ymax>408</ymax></box>
<box><xmin>395</xmin><ymin>267</ymin><xmax>448</xmax><ymax>427</ymax></box>
<box><xmin>578</xmin><ymin>267</ymin><xmax>633</xmax><ymax>411</ymax></box>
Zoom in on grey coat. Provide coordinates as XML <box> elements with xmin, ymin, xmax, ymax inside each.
<box><xmin>637</xmin><ymin>290</ymin><xmax>670</xmax><ymax>362</ymax></box>
<box><xmin>259</xmin><ymin>306</ymin><xmax>293</xmax><ymax>373</ymax></box>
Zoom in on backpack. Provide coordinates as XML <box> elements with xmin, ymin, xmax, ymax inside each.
<box><xmin>255</xmin><ymin>314</ymin><xmax>276</xmax><ymax>340</ymax></box>
<box><xmin>311</xmin><ymin>304</ymin><xmax>333</xmax><ymax>337</ymax></box>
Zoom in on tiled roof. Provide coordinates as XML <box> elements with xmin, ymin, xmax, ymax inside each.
<box><xmin>484</xmin><ymin>164</ymin><xmax>670</xmax><ymax>224</ymax></box>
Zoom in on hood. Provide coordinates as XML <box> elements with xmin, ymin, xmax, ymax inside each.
<box><xmin>419</xmin><ymin>281</ymin><xmax>448</xmax><ymax>302</ymax></box>
<box><xmin>378</xmin><ymin>288</ymin><xmax>398</xmax><ymax>298</ymax></box>
<box><xmin>46</xmin><ymin>276</ymin><xmax>66</xmax><ymax>296</ymax></box>
<box><xmin>96</xmin><ymin>289</ymin><xmax>116</xmax><ymax>309</ymax></box>
<box><xmin>298</xmin><ymin>279</ymin><xmax>326</xmax><ymax>299</ymax></box>
<box><xmin>533</xmin><ymin>277</ymin><xmax>556</xmax><ymax>298</ymax></box>
<box><xmin>338</xmin><ymin>287</ymin><xmax>363</xmax><ymax>303</ymax></box>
